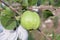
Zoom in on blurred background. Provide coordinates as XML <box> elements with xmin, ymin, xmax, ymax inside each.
<box><xmin>0</xmin><ymin>0</ymin><xmax>60</xmax><ymax>40</ymax></box>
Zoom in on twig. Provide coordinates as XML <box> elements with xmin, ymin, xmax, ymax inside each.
<box><xmin>38</xmin><ymin>29</ymin><xmax>51</xmax><ymax>40</ymax></box>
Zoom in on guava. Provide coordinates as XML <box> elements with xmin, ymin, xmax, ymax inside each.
<box><xmin>21</xmin><ymin>11</ymin><xmax>40</xmax><ymax>30</ymax></box>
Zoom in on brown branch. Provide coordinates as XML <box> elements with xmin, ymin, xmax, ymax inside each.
<box><xmin>30</xmin><ymin>5</ymin><xmax>55</xmax><ymax>11</ymax></box>
<box><xmin>38</xmin><ymin>29</ymin><xmax>51</xmax><ymax>40</ymax></box>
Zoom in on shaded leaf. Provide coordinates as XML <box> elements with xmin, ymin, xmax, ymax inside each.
<box><xmin>28</xmin><ymin>32</ymin><xmax>35</xmax><ymax>40</ymax></box>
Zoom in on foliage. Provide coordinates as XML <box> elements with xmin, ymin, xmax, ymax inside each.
<box><xmin>28</xmin><ymin>32</ymin><xmax>35</xmax><ymax>40</ymax></box>
<box><xmin>53</xmin><ymin>0</ymin><xmax>60</xmax><ymax>7</ymax></box>
<box><xmin>1</xmin><ymin>7</ymin><xmax>16</xmax><ymax>30</ymax></box>
<box><xmin>42</xmin><ymin>10</ymin><xmax>53</xmax><ymax>20</ymax></box>
<box><xmin>52</xmin><ymin>33</ymin><xmax>60</xmax><ymax>40</ymax></box>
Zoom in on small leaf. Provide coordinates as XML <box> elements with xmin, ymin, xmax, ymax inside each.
<box><xmin>28</xmin><ymin>32</ymin><xmax>35</xmax><ymax>40</ymax></box>
<box><xmin>22</xmin><ymin>0</ymin><xmax>28</xmax><ymax>7</ymax></box>
<box><xmin>54</xmin><ymin>34</ymin><xmax>60</xmax><ymax>40</ymax></box>
<box><xmin>42</xmin><ymin>10</ymin><xmax>53</xmax><ymax>20</ymax></box>
<box><xmin>28</xmin><ymin>0</ymin><xmax>38</xmax><ymax>6</ymax></box>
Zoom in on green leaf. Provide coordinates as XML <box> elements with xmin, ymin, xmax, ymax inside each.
<box><xmin>42</xmin><ymin>10</ymin><xmax>53</xmax><ymax>20</ymax></box>
<box><xmin>28</xmin><ymin>32</ymin><xmax>35</xmax><ymax>40</ymax></box>
<box><xmin>22</xmin><ymin>0</ymin><xmax>28</xmax><ymax>7</ymax></box>
<box><xmin>40</xmin><ymin>0</ymin><xmax>49</xmax><ymax>5</ymax></box>
<box><xmin>52</xmin><ymin>33</ymin><xmax>60</xmax><ymax>40</ymax></box>
<box><xmin>40</xmin><ymin>0</ymin><xmax>54</xmax><ymax>5</ymax></box>
<box><xmin>1</xmin><ymin>7</ymin><xmax>15</xmax><ymax>17</ymax></box>
<box><xmin>49</xmin><ymin>0</ymin><xmax>54</xmax><ymax>5</ymax></box>
<box><xmin>40</xmin><ymin>0</ymin><xmax>46</xmax><ymax>4</ymax></box>
<box><xmin>56</xmin><ymin>34</ymin><xmax>60</xmax><ymax>40</ymax></box>
<box><xmin>1</xmin><ymin>7</ymin><xmax>16</xmax><ymax>30</ymax></box>
<box><xmin>1</xmin><ymin>16</ymin><xmax>16</xmax><ymax>30</ymax></box>
<box><xmin>49</xmin><ymin>0</ymin><xmax>60</xmax><ymax>7</ymax></box>
<box><xmin>28</xmin><ymin>0</ymin><xmax>38</xmax><ymax>6</ymax></box>
<box><xmin>53</xmin><ymin>0</ymin><xmax>60</xmax><ymax>7</ymax></box>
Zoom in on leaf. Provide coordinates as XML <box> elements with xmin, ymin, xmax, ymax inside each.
<box><xmin>37</xmin><ymin>0</ymin><xmax>41</xmax><ymax>6</ymax></box>
<box><xmin>40</xmin><ymin>0</ymin><xmax>54</xmax><ymax>5</ymax></box>
<box><xmin>53</xmin><ymin>0</ymin><xmax>60</xmax><ymax>7</ymax></box>
<box><xmin>1</xmin><ymin>7</ymin><xmax>15</xmax><ymax>17</ymax></box>
<box><xmin>42</xmin><ymin>10</ymin><xmax>53</xmax><ymax>20</ymax></box>
<box><xmin>22</xmin><ymin>0</ymin><xmax>28</xmax><ymax>7</ymax></box>
<box><xmin>1</xmin><ymin>7</ymin><xmax>16</xmax><ymax>30</ymax></box>
<box><xmin>1</xmin><ymin>16</ymin><xmax>16</xmax><ymax>30</ymax></box>
<box><xmin>28</xmin><ymin>32</ymin><xmax>35</xmax><ymax>40</ymax></box>
<box><xmin>49</xmin><ymin>0</ymin><xmax>54</xmax><ymax>5</ymax></box>
<box><xmin>54</xmin><ymin>34</ymin><xmax>60</xmax><ymax>40</ymax></box>
<box><xmin>56</xmin><ymin>34</ymin><xmax>60</xmax><ymax>40</ymax></box>
<box><xmin>40</xmin><ymin>0</ymin><xmax>49</xmax><ymax>5</ymax></box>
<box><xmin>49</xmin><ymin>0</ymin><xmax>60</xmax><ymax>7</ymax></box>
<box><xmin>52</xmin><ymin>33</ymin><xmax>60</xmax><ymax>40</ymax></box>
<box><xmin>40</xmin><ymin>0</ymin><xmax>46</xmax><ymax>4</ymax></box>
<box><xmin>28</xmin><ymin>0</ymin><xmax>38</xmax><ymax>6</ymax></box>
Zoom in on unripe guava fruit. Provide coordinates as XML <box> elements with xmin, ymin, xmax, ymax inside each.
<box><xmin>21</xmin><ymin>11</ymin><xmax>40</xmax><ymax>30</ymax></box>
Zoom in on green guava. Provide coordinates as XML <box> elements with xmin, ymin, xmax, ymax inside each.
<box><xmin>21</xmin><ymin>11</ymin><xmax>40</xmax><ymax>30</ymax></box>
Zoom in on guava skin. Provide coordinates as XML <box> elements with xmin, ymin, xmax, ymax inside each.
<box><xmin>21</xmin><ymin>11</ymin><xmax>40</xmax><ymax>30</ymax></box>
